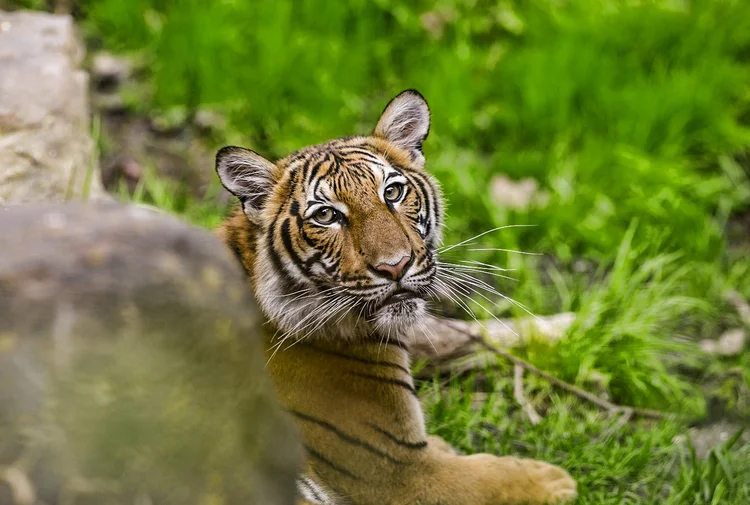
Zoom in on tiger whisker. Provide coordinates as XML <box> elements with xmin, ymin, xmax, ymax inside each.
<box><xmin>465</xmin><ymin>248</ymin><xmax>542</xmax><ymax>256</ymax></box>
<box><xmin>267</xmin><ymin>294</ymin><xmax>349</xmax><ymax>364</ymax></box>
<box><xmin>432</xmin><ymin>281</ymin><xmax>494</xmax><ymax>348</ymax></box>
<box><xmin>438</xmin><ymin>262</ymin><xmax>518</xmax><ymax>282</ymax></box>
<box><xmin>416</xmin><ymin>319</ymin><xmax>438</xmax><ymax>355</ymax></box>
<box><xmin>433</xmin><ymin>277</ymin><xmax>489</xmax><ymax>335</ymax></box>
<box><xmin>436</xmin><ymin>273</ymin><xmax>519</xmax><ymax>338</ymax></box>
<box><xmin>439</xmin><ymin>268</ymin><xmax>545</xmax><ymax>326</ymax></box>
<box><xmin>282</xmin><ymin>298</ymin><xmax>358</xmax><ymax>353</ymax></box>
<box><xmin>268</xmin><ymin>287</ymin><xmax>346</xmax><ymax>339</ymax></box>
<box><xmin>437</xmin><ymin>225</ymin><xmax>536</xmax><ymax>254</ymax></box>
<box><xmin>458</xmin><ymin>259</ymin><xmax>517</xmax><ymax>272</ymax></box>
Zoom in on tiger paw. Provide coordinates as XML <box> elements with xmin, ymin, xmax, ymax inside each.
<box><xmin>502</xmin><ymin>457</ymin><xmax>577</xmax><ymax>504</ymax></box>
<box><xmin>465</xmin><ymin>454</ymin><xmax>577</xmax><ymax>505</ymax></box>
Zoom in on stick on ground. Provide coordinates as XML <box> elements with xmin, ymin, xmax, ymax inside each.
<box><xmin>474</xmin><ymin>335</ymin><xmax>670</xmax><ymax>420</ymax></box>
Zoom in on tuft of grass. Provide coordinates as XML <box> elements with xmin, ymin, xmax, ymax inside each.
<box><xmin>521</xmin><ymin>222</ymin><xmax>710</xmax><ymax>413</ymax></box>
<box><xmin>670</xmin><ymin>428</ymin><xmax>748</xmax><ymax>505</ymax></box>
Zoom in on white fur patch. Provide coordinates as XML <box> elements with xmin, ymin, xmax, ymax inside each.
<box><xmin>297</xmin><ymin>476</ymin><xmax>335</xmax><ymax>504</ymax></box>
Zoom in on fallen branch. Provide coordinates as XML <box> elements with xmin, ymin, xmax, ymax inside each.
<box><xmin>474</xmin><ymin>335</ymin><xmax>670</xmax><ymax>420</ymax></box>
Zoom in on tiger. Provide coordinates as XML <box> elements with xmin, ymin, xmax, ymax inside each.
<box><xmin>215</xmin><ymin>90</ymin><xmax>577</xmax><ymax>505</ymax></box>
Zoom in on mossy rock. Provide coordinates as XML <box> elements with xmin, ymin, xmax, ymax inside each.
<box><xmin>0</xmin><ymin>202</ymin><xmax>300</xmax><ymax>505</ymax></box>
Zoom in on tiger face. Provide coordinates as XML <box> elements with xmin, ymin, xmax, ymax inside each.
<box><xmin>216</xmin><ymin>90</ymin><xmax>443</xmax><ymax>343</ymax></box>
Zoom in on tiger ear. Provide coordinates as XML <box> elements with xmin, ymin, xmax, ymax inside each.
<box><xmin>373</xmin><ymin>89</ymin><xmax>431</xmax><ymax>165</ymax></box>
<box><xmin>216</xmin><ymin>146</ymin><xmax>277</xmax><ymax>224</ymax></box>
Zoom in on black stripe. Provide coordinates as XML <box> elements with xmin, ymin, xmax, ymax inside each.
<box><xmin>301</xmin><ymin>344</ymin><xmax>411</xmax><ymax>375</ymax></box>
<box><xmin>350</xmin><ymin>372</ymin><xmax>417</xmax><ymax>396</ymax></box>
<box><xmin>407</xmin><ymin>172</ymin><xmax>432</xmax><ymax>237</ymax></box>
<box><xmin>428</xmin><ymin>177</ymin><xmax>442</xmax><ymax>232</ymax></box>
<box><xmin>280</xmin><ymin>218</ymin><xmax>310</xmax><ymax>277</ymax></box>
<box><xmin>328</xmin><ymin>152</ymin><xmax>342</xmax><ymax>176</ymax></box>
<box><xmin>307</xmin><ymin>158</ymin><xmax>325</xmax><ymax>190</ymax></box>
<box><xmin>305</xmin><ymin>445</ymin><xmax>361</xmax><ymax>480</ymax></box>
<box><xmin>292</xmin><ymin>410</ymin><xmax>404</xmax><ymax>464</ymax></box>
<box><xmin>290</xmin><ymin>200</ymin><xmax>300</xmax><ymax>216</ymax></box>
<box><xmin>266</xmin><ymin>220</ymin><xmax>300</xmax><ymax>294</ymax></box>
<box><xmin>298</xmin><ymin>215</ymin><xmax>318</xmax><ymax>248</ymax></box>
<box><xmin>305</xmin><ymin>251</ymin><xmax>338</xmax><ymax>276</ymax></box>
<box><xmin>339</xmin><ymin>147</ymin><xmax>382</xmax><ymax>164</ymax></box>
<box><xmin>385</xmin><ymin>170</ymin><xmax>402</xmax><ymax>182</ymax></box>
<box><xmin>367</xmin><ymin>423</ymin><xmax>428</xmax><ymax>450</ymax></box>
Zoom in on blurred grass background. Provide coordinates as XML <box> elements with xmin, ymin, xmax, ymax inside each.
<box><xmin>6</xmin><ymin>0</ymin><xmax>750</xmax><ymax>502</ymax></box>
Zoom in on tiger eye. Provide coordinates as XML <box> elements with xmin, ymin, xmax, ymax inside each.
<box><xmin>384</xmin><ymin>183</ymin><xmax>404</xmax><ymax>203</ymax></box>
<box><xmin>313</xmin><ymin>207</ymin><xmax>338</xmax><ymax>225</ymax></box>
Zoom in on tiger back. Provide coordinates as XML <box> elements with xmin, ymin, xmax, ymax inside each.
<box><xmin>216</xmin><ymin>90</ymin><xmax>577</xmax><ymax>505</ymax></box>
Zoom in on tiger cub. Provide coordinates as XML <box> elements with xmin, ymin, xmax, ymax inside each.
<box><xmin>215</xmin><ymin>90</ymin><xmax>577</xmax><ymax>505</ymax></box>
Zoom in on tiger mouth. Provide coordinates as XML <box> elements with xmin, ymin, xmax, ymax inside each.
<box><xmin>378</xmin><ymin>290</ymin><xmax>420</xmax><ymax>309</ymax></box>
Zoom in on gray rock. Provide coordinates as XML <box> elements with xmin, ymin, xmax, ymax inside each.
<box><xmin>0</xmin><ymin>202</ymin><xmax>300</xmax><ymax>505</ymax></box>
<box><xmin>700</xmin><ymin>328</ymin><xmax>747</xmax><ymax>358</ymax></box>
<box><xmin>674</xmin><ymin>421</ymin><xmax>750</xmax><ymax>460</ymax></box>
<box><xmin>91</xmin><ymin>51</ymin><xmax>131</xmax><ymax>85</ymax></box>
<box><xmin>0</xmin><ymin>10</ymin><xmax>107</xmax><ymax>204</ymax></box>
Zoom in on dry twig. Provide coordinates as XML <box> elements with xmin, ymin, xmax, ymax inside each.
<box><xmin>513</xmin><ymin>364</ymin><xmax>542</xmax><ymax>425</ymax></box>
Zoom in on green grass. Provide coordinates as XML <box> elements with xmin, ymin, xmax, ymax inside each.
<box><xmin>18</xmin><ymin>0</ymin><xmax>750</xmax><ymax>502</ymax></box>
<box><xmin>421</xmin><ymin>371</ymin><xmax>749</xmax><ymax>505</ymax></box>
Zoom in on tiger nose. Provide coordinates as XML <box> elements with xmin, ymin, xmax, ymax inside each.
<box><xmin>371</xmin><ymin>255</ymin><xmax>412</xmax><ymax>281</ymax></box>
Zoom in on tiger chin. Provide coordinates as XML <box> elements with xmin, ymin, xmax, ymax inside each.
<box><xmin>215</xmin><ymin>90</ymin><xmax>577</xmax><ymax>505</ymax></box>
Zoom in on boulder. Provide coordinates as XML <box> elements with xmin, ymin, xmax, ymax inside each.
<box><xmin>0</xmin><ymin>10</ymin><xmax>107</xmax><ymax>204</ymax></box>
<box><xmin>0</xmin><ymin>202</ymin><xmax>300</xmax><ymax>505</ymax></box>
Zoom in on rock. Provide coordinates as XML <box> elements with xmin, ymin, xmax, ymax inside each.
<box><xmin>674</xmin><ymin>421</ymin><xmax>750</xmax><ymax>459</ymax></box>
<box><xmin>700</xmin><ymin>328</ymin><xmax>747</xmax><ymax>358</ymax></box>
<box><xmin>0</xmin><ymin>10</ymin><xmax>107</xmax><ymax>204</ymax></box>
<box><xmin>194</xmin><ymin>108</ymin><xmax>227</xmax><ymax>133</ymax></box>
<box><xmin>0</xmin><ymin>202</ymin><xmax>300</xmax><ymax>505</ymax></box>
<box><xmin>91</xmin><ymin>51</ymin><xmax>131</xmax><ymax>88</ymax></box>
<box><xmin>490</xmin><ymin>175</ymin><xmax>549</xmax><ymax>211</ymax></box>
<box><xmin>726</xmin><ymin>290</ymin><xmax>750</xmax><ymax>328</ymax></box>
<box><xmin>716</xmin><ymin>329</ymin><xmax>747</xmax><ymax>357</ymax></box>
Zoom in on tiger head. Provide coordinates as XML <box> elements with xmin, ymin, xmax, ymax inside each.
<box><xmin>216</xmin><ymin>90</ymin><xmax>443</xmax><ymax>343</ymax></box>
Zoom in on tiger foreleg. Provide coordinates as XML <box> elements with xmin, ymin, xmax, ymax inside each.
<box><xmin>401</xmin><ymin>450</ymin><xmax>577</xmax><ymax>505</ymax></box>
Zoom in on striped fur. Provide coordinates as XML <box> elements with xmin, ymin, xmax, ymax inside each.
<box><xmin>216</xmin><ymin>90</ymin><xmax>577</xmax><ymax>505</ymax></box>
